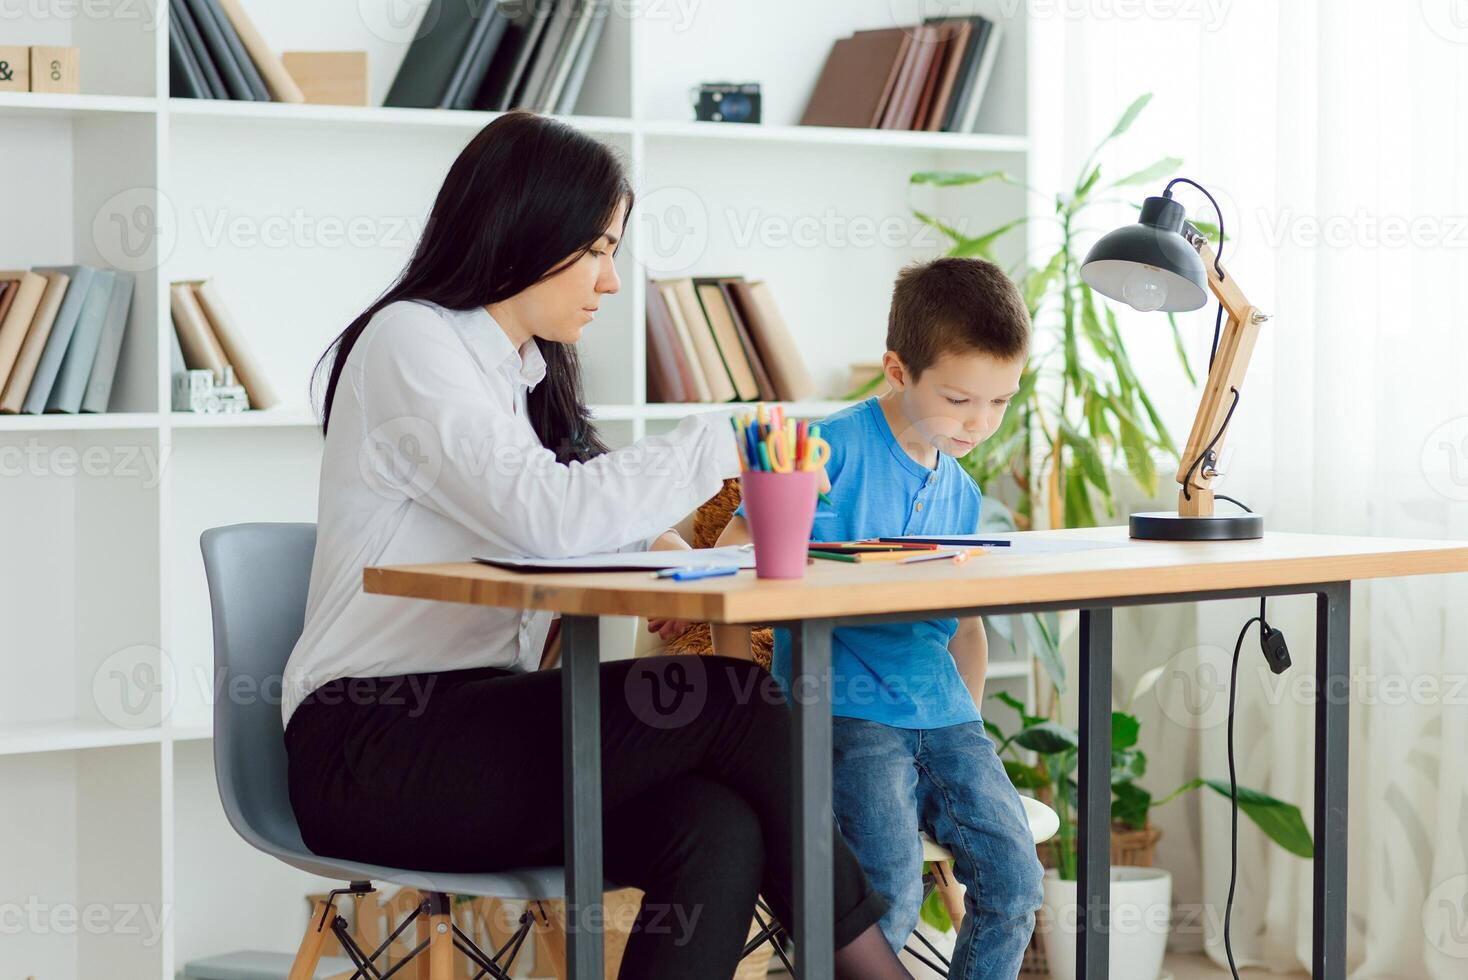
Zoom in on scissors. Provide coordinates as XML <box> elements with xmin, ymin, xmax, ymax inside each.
<box><xmin>765</xmin><ymin>431</ymin><xmax>795</xmax><ymax>472</ymax></box>
<box><xmin>800</xmin><ymin>435</ymin><xmax>831</xmax><ymax>473</ymax></box>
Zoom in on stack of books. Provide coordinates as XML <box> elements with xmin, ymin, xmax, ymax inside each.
<box><xmin>168</xmin><ymin>0</ymin><xmax>307</xmax><ymax>102</ymax></box>
<box><xmin>169</xmin><ymin>279</ymin><xmax>279</xmax><ymax>410</ymax></box>
<box><xmin>800</xmin><ymin>15</ymin><xmax>1003</xmax><ymax>132</ymax></box>
<box><xmin>385</xmin><ymin>0</ymin><xmax>611</xmax><ymax>113</ymax></box>
<box><xmin>645</xmin><ymin>277</ymin><xmax>817</xmax><ymax>405</ymax></box>
<box><xmin>0</xmin><ymin>267</ymin><xmax>134</xmax><ymax>415</ymax></box>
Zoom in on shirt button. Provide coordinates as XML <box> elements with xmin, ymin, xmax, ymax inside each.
<box><xmin>928</xmin><ymin>473</ymin><xmax>936</xmax><ymax>485</ymax></box>
<box><xmin>915</xmin><ymin>501</ymin><xmax>925</xmax><ymax>512</ymax></box>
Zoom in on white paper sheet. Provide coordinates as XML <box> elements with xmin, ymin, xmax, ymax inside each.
<box><xmin>474</xmin><ymin>544</ymin><xmax>757</xmax><ymax>574</ymax></box>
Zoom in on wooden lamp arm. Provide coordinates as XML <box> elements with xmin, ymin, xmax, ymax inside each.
<box><xmin>1174</xmin><ymin>235</ymin><xmax>1270</xmax><ymax>517</ymax></box>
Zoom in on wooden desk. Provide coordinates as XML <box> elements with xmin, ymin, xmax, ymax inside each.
<box><xmin>365</xmin><ymin>527</ymin><xmax>1468</xmax><ymax>979</ymax></box>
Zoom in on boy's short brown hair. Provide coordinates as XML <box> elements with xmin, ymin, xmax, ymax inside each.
<box><xmin>886</xmin><ymin>257</ymin><xmax>1030</xmax><ymax>378</ymax></box>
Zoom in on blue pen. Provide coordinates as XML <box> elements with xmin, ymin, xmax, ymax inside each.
<box><xmin>652</xmin><ymin>565</ymin><xmax>741</xmax><ymax>581</ymax></box>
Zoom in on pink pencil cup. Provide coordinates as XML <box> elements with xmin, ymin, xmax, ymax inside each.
<box><xmin>740</xmin><ymin>469</ymin><xmax>818</xmax><ymax>579</ymax></box>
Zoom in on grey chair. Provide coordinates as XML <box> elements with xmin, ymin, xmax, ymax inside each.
<box><xmin>201</xmin><ymin>522</ymin><xmax>572</xmax><ymax>980</ymax></box>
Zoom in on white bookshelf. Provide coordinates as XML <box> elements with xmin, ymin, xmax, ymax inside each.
<box><xmin>0</xmin><ymin>2</ymin><xmax>1036</xmax><ymax>976</ymax></box>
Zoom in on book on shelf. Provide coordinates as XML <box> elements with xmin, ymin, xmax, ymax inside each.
<box><xmin>217</xmin><ymin>0</ymin><xmax>306</xmax><ymax>102</ymax></box>
<box><xmin>386</xmin><ymin>0</ymin><xmax>610</xmax><ymax>113</ymax></box>
<box><xmin>800</xmin><ymin>28</ymin><xmax>910</xmax><ymax>129</ymax></box>
<box><xmin>191</xmin><ymin>279</ymin><xmax>280</xmax><ymax>409</ymax></box>
<box><xmin>170</xmin><ymin>279</ymin><xmax>278</xmax><ymax>410</ymax></box>
<box><xmin>0</xmin><ymin>267</ymin><xmax>133</xmax><ymax>414</ymax></box>
<box><xmin>169</xmin><ymin>0</ymin><xmax>306</xmax><ymax>102</ymax></box>
<box><xmin>715</xmin><ymin>278</ymin><xmax>776</xmax><ymax>402</ymax></box>
<box><xmin>693</xmin><ymin>280</ymin><xmax>760</xmax><ymax>401</ymax></box>
<box><xmin>802</xmin><ymin>16</ymin><xmax>1004</xmax><ymax>133</ymax></box>
<box><xmin>171</xmin><ymin>0</ymin><xmax>228</xmax><ymax>98</ymax></box>
<box><xmin>645</xmin><ymin>277</ymin><xmax>815</xmax><ymax>404</ymax></box>
<box><xmin>79</xmin><ymin>272</ymin><xmax>136</xmax><ymax>414</ymax></box>
<box><xmin>655</xmin><ymin>281</ymin><xmax>714</xmax><ymax>402</ymax></box>
<box><xmin>0</xmin><ymin>272</ymin><xmax>68</xmax><ymax>414</ymax></box>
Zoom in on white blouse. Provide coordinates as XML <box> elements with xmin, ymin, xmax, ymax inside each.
<box><xmin>281</xmin><ymin>299</ymin><xmax>740</xmax><ymax>726</ymax></box>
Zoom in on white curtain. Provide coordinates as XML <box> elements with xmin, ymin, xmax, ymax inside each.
<box><xmin>1031</xmin><ymin>1</ymin><xmax>1468</xmax><ymax>975</ymax></box>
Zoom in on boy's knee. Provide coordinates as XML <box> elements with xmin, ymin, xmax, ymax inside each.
<box><xmin>971</xmin><ymin>845</ymin><xmax>1044</xmax><ymax>921</ymax></box>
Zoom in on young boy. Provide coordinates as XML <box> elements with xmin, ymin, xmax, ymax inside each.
<box><xmin>717</xmin><ymin>257</ymin><xmax>1045</xmax><ymax>978</ymax></box>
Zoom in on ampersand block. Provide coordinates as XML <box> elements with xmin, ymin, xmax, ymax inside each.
<box><xmin>0</xmin><ymin>46</ymin><xmax>29</xmax><ymax>92</ymax></box>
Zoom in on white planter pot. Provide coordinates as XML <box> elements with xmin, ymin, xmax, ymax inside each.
<box><xmin>1038</xmin><ymin>867</ymin><xmax>1171</xmax><ymax>980</ymax></box>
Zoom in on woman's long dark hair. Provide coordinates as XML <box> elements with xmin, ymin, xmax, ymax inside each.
<box><xmin>313</xmin><ymin>111</ymin><xmax>631</xmax><ymax>463</ymax></box>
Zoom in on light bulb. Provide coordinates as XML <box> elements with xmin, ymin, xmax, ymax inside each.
<box><xmin>1120</xmin><ymin>266</ymin><xmax>1168</xmax><ymax>312</ymax></box>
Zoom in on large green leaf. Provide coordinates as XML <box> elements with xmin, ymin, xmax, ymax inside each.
<box><xmin>911</xmin><ymin>207</ymin><xmax>968</xmax><ymax>247</ymax></box>
<box><xmin>949</xmin><ymin>216</ymin><xmax>1029</xmax><ymax>260</ymax></box>
<box><xmin>1112</xmin><ymin>747</ymin><xmax>1147</xmax><ymax>784</ymax></box>
<box><xmin>909</xmin><ymin>169</ymin><xmax>1015</xmax><ymax>187</ymax></box>
<box><xmin>1104</xmin><ymin>92</ymin><xmax>1152</xmax><ymax>144</ymax></box>
<box><xmin>1111</xmin><ymin>155</ymin><xmax>1183</xmax><ymax>188</ymax></box>
<box><xmin>1112</xmin><ymin>711</ymin><xmax>1140</xmax><ymax>749</ymax></box>
<box><xmin>1063</xmin><ymin>466</ymin><xmax>1098</xmax><ymax>528</ymax></box>
<box><xmin>993</xmin><ymin>690</ymin><xmax>1044</xmax><ymax>730</ymax></box>
<box><xmin>1061</xmin><ymin>420</ymin><xmax>1110</xmax><ymax>497</ymax></box>
<box><xmin>1074</xmin><ymin>164</ymin><xmax>1102</xmax><ymax>201</ymax></box>
<box><xmin>1117</xmin><ymin>410</ymin><xmax>1159</xmax><ymax>497</ymax></box>
<box><xmin>1112</xmin><ymin>781</ymin><xmax>1152</xmax><ymax>829</ymax></box>
<box><xmin>1202</xmin><ymin>780</ymin><xmax>1315</xmax><ymax>859</ymax></box>
<box><xmin>1013</xmin><ymin>721</ymin><xmax>1080</xmax><ymax>755</ymax></box>
<box><xmin>1004</xmin><ymin>760</ymin><xmax>1050</xmax><ymax>790</ymax></box>
<box><xmin>1024</xmin><ymin>249</ymin><xmax>1067</xmax><ymax>316</ymax></box>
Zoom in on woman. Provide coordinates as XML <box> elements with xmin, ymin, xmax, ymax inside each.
<box><xmin>283</xmin><ymin>112</ymin><xmax>914</xmax><ymax>979</ymax></box>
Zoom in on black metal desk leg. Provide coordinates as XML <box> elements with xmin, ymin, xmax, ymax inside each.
<box><xmin>1314</xmin><ymin>584</ymin><xmax>1350</xmax><ymax>979</ymax></box>
<box><xmin>561</xmin><ymin>615</ymin><xmax>603</xmax><ymax>980</ymax></box>
<box><xmin>1077</xmin><ymin>607</ymin><xmax>1113</xmax><ymax>978</ymax></box>
<box><xmin>790</xmin><ymin>619</ymin><xmax>834</xmax><ymax>980</ymax></box>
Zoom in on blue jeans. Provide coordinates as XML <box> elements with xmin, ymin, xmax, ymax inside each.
<box><xmin>831</xmin><ymin>717</ymin><xmax>1044</xmax><ymax>980</ymax></box>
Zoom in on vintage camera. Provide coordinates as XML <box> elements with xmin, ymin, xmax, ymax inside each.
<box><xmin>174</xmin><ymin>365</ymin><xmax>249</xmax><ymax>413</ymax></box>
<box><xmin>692</xmin><ymin>82</ymin><xmax>761</xmax><ymax>123</ymax></box>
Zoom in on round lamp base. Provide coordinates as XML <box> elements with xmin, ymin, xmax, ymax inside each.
<box><xmin>1129</xmin><ymin>510</ymin><xmax>1264</xmax><ymax>541</ymax></box>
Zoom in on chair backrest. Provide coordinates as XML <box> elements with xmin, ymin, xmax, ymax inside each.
<box><xmin>200</xmin><ymin>522</ymin><xmax>317</xmax><ymax>857</ymax></box>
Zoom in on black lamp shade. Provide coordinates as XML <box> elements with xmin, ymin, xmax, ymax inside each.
<box><xmin>1080</xmin><ymin>196</ymin><xmax>1209</xmax><ymax>312</ymax></box>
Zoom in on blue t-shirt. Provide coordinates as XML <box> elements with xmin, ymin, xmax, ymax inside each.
<box><xmin>737</xmin><ymin>397</ymin><xmax>983</xmax><ymax>729</ymax></box>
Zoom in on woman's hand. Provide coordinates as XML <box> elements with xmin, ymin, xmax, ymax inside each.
<box><xmin>648</xmin><ymin>529</ymin><xmax>695</xmax><ymax>641</ymax></box>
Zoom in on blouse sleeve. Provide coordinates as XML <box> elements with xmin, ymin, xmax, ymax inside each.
<box><xmin>353</xmin><ymin>304</ymin><xmax>740</xmax><ymax>558</ymax></box>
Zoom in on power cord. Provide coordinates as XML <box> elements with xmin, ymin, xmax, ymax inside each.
<box><xmin>1223</xmin><ymin>596</ymin><xmax>1292</xmax><ymax>978</ymax></box>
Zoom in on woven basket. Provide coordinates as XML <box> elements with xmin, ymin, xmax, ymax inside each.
<box><xmin>1018</xmin><ymin>822</ymin><xmax>1162</xmax><ymax>975</ymax></box>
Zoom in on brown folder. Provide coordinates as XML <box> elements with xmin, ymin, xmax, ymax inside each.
<box><xmin>800</xmin><ymin>28</ymin><xmax>911</xmax><ymax>129</ymax></box>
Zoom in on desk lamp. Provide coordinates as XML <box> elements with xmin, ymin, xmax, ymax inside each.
<box><xmin>1080</xmin><ymin>178</ymin><xmax>1269</xmax><ymax>540</ymax></box>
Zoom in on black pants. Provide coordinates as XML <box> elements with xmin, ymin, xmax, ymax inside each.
<box><xmin>284</xmin><ymin>654</ymin><xmax>886</xmax><ymax>979</ymax></box>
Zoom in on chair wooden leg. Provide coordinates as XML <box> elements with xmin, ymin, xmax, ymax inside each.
<box><xmin>932</xmin><ymin>859</ymin><xmax>967</xmax><ymax>930</ymax></box>
<box><xmin>427</xmin><ymin>906</ymin><xmax>455</xmax><ymax>980</ymax></box>
<box><xmin>416</xmin><ymin>907</ymin><xmax>432</xmax><ymax>980</ymax></box>
<box><xmin>531</xmin><ymin>900</ymin><xmax>569</xmax><ymax>980</ymax></box>
<box><xmin>289</xmin><ymin>900</ymin><xmax>334</xmax><ymax>980</ymax></box>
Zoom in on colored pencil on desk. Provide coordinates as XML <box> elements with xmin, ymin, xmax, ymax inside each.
<box><xmin>809</xmin><ymin>549</ymin><xmax>860</xmax><ymax>562</ymax></box>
